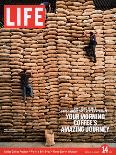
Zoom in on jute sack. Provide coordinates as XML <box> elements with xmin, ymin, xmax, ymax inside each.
<box><xmin>57</xmin><ymin>13</ymin><xmax>67</xmax><ymax>17</ymax></box>
<box><xmin>45</xmin><ymin>128</ymin><xmax>55</xmax><ymax>146</ymax></box>
<box><xmin>57</xmin><ymin>4</ymin><xmax>67</xmax><ymax>9</ymax></box>
<box><xmin>57</xmin><ymin>8</ymin><xmax>69</xmax><ymax>15</ymax></box>
<box><xmin>73</xmin><ymin>2</ymin><xmax>82</xmax><ymax>7</ymax></box>
<box><xmin>58</xmin><ymin>21</ymin><xmax>66</xmax><ymax>26</ymax></box>
<box><xmin>57</xmin><ymin>1</ymin><xmax>65</xmax><ymax>5</ymax></box>
<box><xmin>57</xmin><ymin>17</ymin><xmax>67</xmax><ymax>22</ymax></box>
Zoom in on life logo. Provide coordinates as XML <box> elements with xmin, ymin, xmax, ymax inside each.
<box><xmin>4</xmin><ymin>5</ymin><xmax>45</xmax><ymax>28</ymax></box>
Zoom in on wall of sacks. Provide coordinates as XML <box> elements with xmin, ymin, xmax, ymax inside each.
<box><xmin>0</xmin><ymin>0</ymin><xmax>116</xmax><ymax>142</ymax></box>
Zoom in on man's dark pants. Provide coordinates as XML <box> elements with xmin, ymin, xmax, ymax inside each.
<box><xmin>90</xmin><ymin>44</ymin><xmax>96</xmax><ymax>62</ymax></box>
<box><xmin>21</xmin><ymin>85</ymin><xmax>33</xmax><ymax>100</ymax></box>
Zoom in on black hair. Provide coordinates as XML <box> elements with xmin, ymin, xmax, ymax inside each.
<box><xmin>90</xmin><ymin>32</ymin><xmax>93</xmax><ymax>35</ymax></box>
<box><xmin>23</xmin><ymin>69</ymin><xmax>26</xmax><ymax>72</ymax></box>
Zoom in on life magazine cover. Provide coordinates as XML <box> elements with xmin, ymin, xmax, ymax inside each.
<box><xmin>0</xmin><ymin>0</ymin><xmax>116</xmax><ymax>155</ymax></box>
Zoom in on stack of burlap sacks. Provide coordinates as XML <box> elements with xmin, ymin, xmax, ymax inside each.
<box><xmin>0</xmin><ymin>31</ymin><xmax>12</xmax><ymax>141</ymax></box>
<box><xmin>20</xmin><ymin>29</ymin><xmax>48</xmax><ymax>141</ymax></box>
<box><xmin>44</xmin><ymin>13</ymin><xmax>59</xmax><ymax>140</ymax></box>
<box><xmin>103</xmin><ymin>8</ymin><xmax>116</xmax><ymax>142</ymax></box>
<box><xmin>0</xmin><ymin>0</ymin><xmax>115</xmax><ymax>142</ymax></box>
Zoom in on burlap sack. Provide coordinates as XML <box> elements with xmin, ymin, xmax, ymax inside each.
<box><xmin>45</xmin><ymin>129</ymin><xmax>55</xmax><ymax>146</ymax></box>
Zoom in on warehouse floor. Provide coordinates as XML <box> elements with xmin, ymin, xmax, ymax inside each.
<box><xmin>0</xmin><ymin>142</ymin><xmax>115</xmax><ymax>148</ymax></box>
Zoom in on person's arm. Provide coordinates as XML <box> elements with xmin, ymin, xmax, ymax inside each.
<box><xmin>26</xmin><ymin>72</ymin><xmax>31</xmax><ymax>78</ymax></box>
<box><xmin>19</xmin><ymin>72</ymin><xmax>21</xmax><ymax>76</ymax></box>
<box><xmin>19</xmin><ymin>71</ymin><xmax>24</xmax><ymax>77</ymax></box>
<box><xmin>84</xmin><ymin>32</ymin><xmax>88</xmax><ymax>37</ymax></box>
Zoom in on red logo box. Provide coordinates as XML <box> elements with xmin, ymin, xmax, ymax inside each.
<box><xmin>4</xmin><ymin>5</ymin><xmax>45</xmax><ymax>29</ymax></box>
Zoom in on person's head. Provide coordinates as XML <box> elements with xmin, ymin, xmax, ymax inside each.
<box><xmin>23</xmin><ymin>69</ymin><xmax>26</xmax><ymax>73</ymax></box>
<box><xmin>90</xmin><ymin>32</ymin><xmax>93</xmax><ymax>36</ymax></box>
<box><xmin>40</xmin><ymin>3</ymin><xmax>44</xmax><ymax>5</ymax></box>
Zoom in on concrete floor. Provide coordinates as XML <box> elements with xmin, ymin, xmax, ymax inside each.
<box><xmin>0</xmin><ymin>142</ymin><xmax>115</xmax><ymax>148</ymax></box>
